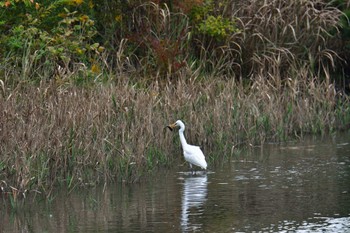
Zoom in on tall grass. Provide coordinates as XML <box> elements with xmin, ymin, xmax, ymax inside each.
<box><xmin>0</xmin><ymin>0</ymin><xmax>349</xmax><ymax>197</ymax></box>
<box><xmin>201</xmin><ymin>0</ymin><xmax>344</xmax><ymax>81</ymax></box>
<box><xmin>1</xmin><ymin>75</ymin><xmax>350</xmax><ymax>197</ymax></box>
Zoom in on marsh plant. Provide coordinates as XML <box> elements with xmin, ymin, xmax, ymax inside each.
<box><xmin>1</xmin><ymin>76</ymin><xmax>350</xmax><ymax>197</ymax></box>
<box><xmin>1</xmin><ymin>0</ymin><xmax>350</xmax><ymax>197</ymax></box>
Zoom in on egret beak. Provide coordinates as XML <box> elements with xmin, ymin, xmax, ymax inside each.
<box><xmin>166</xmin><ymin>123</ymin><xmax>176</xmax><ymax>131</ymax></box>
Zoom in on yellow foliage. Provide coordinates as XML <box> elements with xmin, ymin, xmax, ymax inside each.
<box><xmin>115</xmin><ymin>15</ymin><xmax>122</xmax><ymax>23</ymax></box>
<box><xmin>74</xmin><ymin>0</ymin><xmax>84</xmax><ymax>5</ymax></box>
<box><xmin>79</xmin><ymin>15</ymin><xmax>89</xmax><ymax>23</ymax></box>
<box><xmin>58</xmin><ymin>13</ymin><xmax>67</xmax><ymax>18</ymax></box>
<box><xmin>88</xmin><ymin>0</ymin><xmax>94</xmax><ymax>9</ymax></box>
<box><xmin>91</xmin><ymin>64</ymin><xmax>100</xmax><ymax>73</ymax></box>
<box><xmin>97</xmin><ymin>46</ymin><xmax>105</xmax><ymax>53</ymax></box>
<box><xmin>76</xmin><ymin>48</ymin><xmax>84</xmax><ymax>55</ymax></box>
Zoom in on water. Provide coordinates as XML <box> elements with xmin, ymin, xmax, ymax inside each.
<box><xmin>1</xmin><ymin>134</ymin><xmax>350</xmax><ymax>232</ymax></box>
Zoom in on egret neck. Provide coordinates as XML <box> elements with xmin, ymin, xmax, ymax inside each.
<box><xmin>178</xmin><ymin>127</ymin><xmax>187</xmax><ymax>147</ymax></box>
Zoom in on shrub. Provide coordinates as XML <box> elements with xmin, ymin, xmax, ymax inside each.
<box><xmin>0</xmin><ymin>0</ymin><xmax>103</xmax><ymax>82</ymax></box>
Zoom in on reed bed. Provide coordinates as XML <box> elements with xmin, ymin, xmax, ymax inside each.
<box><xmin>1</xmin><ymin>74</ymin><xmax>350</xmax><ymax>198</ymax></box>
<box><xmin>1</xmin><ymin>0</ymin><xmax>349</xmax><ymax>198</ymax></box>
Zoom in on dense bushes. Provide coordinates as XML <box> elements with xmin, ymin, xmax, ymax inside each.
<box><xmin>0</xmin><ymin>0</ymin><xmax>348</xmax><ymax>85</ymax></box>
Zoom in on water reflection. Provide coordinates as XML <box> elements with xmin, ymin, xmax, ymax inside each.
<box><xmin>180</xmin><ymin>173</ymin><xmax>208</xmax><ymax>232</ymax></box>
<box><xmin>1</xmin><ymin>133</ymin><xmax>350</xmax><ymax>232</ymax></box>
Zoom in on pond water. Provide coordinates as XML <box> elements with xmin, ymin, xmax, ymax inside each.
<box><xmin>1</xmin><ymin>133</ymin><xmax>350</xmax><ymax>232</ymax></box>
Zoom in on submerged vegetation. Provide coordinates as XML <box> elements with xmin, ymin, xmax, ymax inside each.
<box><xmin>1</xmin><ymin>0</ymin><xmax>350</xmax><ymax>197</ymax></box>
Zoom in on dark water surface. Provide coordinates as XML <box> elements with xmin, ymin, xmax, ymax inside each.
<box><xmin>2</xmin><ymin>133</ymin><xmax>350</xmax><ymax>232</ymax></box>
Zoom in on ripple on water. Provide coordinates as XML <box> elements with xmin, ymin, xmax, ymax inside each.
<box><xmin>263</xmin><ymin>217</ymin><xmax>350</xmax><ymax>232</ymax></box>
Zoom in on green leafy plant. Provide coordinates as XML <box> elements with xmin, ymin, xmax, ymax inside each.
<box><xmin>0</xmin><ymin>0</ymin><xmax>103</xmax><ymax>82</ymax></box>
<box><xmin>198</xmin><ymin>15</ymin><xmax>238</xmax><ymax>39</ymax></box>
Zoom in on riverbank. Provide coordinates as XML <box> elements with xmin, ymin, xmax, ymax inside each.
<box><xmin>2</xmin><ymin>132</ymin><xmax>350</xmax><ymax>232</ymax></box>
<box><xmin>1</xmin><ymin>75</ymin><xmax>349</xmax><ymax>198</ymax></box>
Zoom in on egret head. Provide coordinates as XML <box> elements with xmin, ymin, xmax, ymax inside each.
<box><xmin>166</xmin><ymin>120</ymin><xmax>185</xmax><ymax>131</ymax></box>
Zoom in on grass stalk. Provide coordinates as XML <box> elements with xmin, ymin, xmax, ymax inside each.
<box><xmin>1</xmin><ymin>74</ymin><xmax>349</xmax><ymax>198</ymax></box>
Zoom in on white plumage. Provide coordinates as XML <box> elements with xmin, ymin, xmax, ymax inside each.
<box><xmin>167</xmin><ymin>120</ymin><xmax>207</xmax><ymax>170</ymax></box>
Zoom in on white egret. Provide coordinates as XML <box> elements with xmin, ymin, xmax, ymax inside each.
<box><xmin>167</xmin><ymin>120</ymin><xmax>207</xmax><ymax>171</ymax></box>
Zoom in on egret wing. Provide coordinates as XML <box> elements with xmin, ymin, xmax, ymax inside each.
<box><xmin>183</xmin><ymin>145</ymin><xmax>207</xmax><ymax>169</ymax></box>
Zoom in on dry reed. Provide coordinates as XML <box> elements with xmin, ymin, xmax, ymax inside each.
<box><xmin>0</xmin><ymin>0</ymin><xmax>349</xmax><ymax>198</ymax></box>
<box><xmin>1</xmin><ymin>74</ymin><xmax>349</xmax><ymax>197</ymax></box>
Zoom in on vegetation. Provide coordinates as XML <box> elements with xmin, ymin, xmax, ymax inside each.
<box><xmin>1</xmin><ymin>0</ymin><xmax>350</xmax><ymax>197</ymax></box>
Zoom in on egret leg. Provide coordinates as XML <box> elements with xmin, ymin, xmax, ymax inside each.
<box><xmin>189</xmin><ymin>164</ymin><xmax>194</xmax><ymax>175</ymax></box>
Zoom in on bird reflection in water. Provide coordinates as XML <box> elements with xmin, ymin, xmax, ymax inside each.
<box><xmin>181</xmin><ymin>173</ymin><xmax>208</xmax><ymax>232</ymax></box>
